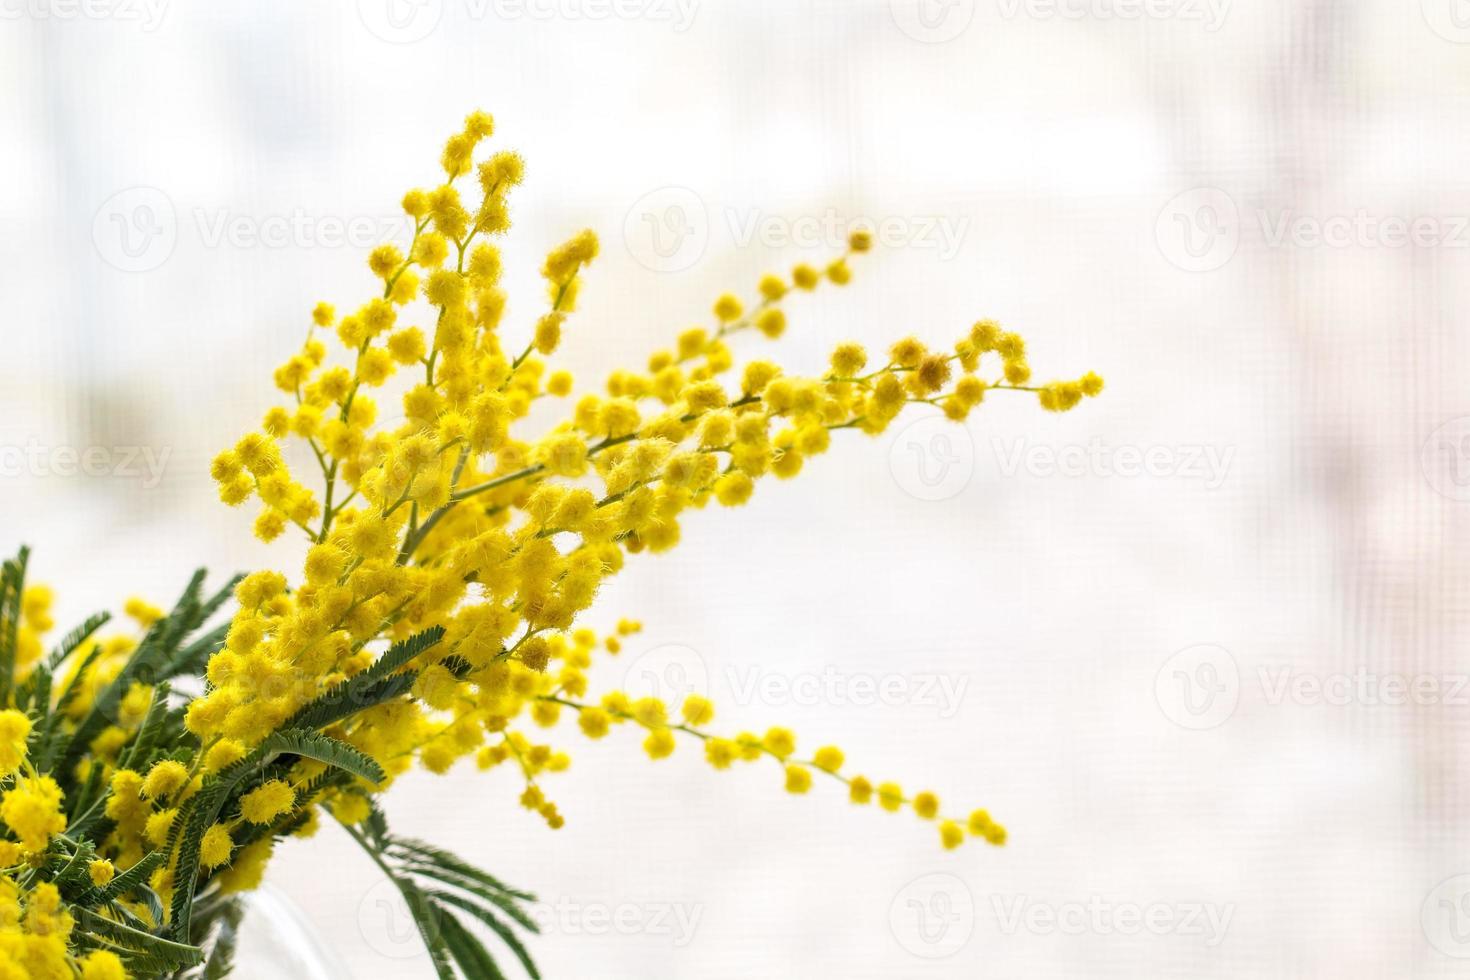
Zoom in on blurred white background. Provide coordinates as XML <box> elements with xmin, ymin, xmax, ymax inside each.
<box><xmin>6</xmin><ymin>0</ymin><xmax>1470</xmax><ymax>976</ymax></box>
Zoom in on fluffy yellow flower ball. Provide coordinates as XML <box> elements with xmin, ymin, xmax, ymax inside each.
<box><xmin>0</xmin><ymin>711</ymin><xmax>31</xmax><ymax>778</ymax></box>
<box><xmin>201</xmin><ymin>824</ymin><xmax>235</xmax><ymax>869</ymax></box>
<box><xmin>80</xmin><ymin>951</ymin><xmax>128</xmax><ymax>980</ymax></box>
<box><xmin>680</xmin><ymin>695</ymin><xmax>714</xmax><ymax>726</ymax></box>
<box><xmin>240</xmin><ymin>780</ymin><xmax>296</xmax><ymax>825</ymax></box>
<box><xmin>0</xmin><ymin>776</ymin><xmax>64</xmax><ymax>851</ymax></box>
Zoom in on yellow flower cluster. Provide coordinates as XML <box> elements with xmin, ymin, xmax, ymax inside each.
<box><xmin>0</xmin><ymin>877</ymin><xmax>125</xmax><ymax>980</ymax></box>
<box><xmin>183</xmin><ymin>110</ymin><xmax>1097</xmax><ymax>880</ymax></box>
<box><xmin>100</xmin><ymin>736</ymin><xmax>307</xmax><ymax>910</ymax></box>
<box><xmin>0</xmin><ymin>775</ymin><xmax>64</xmax><ymax>853</ymax></box>
<box><xmin>0</xmin><ymin>583</ymin><xmax>305</xmax><ymax>976</ymax></box>
<box><xmin>0</xmin><ymin>111</ymin><xmax>1100</xmax><ymax>977</ymax></box>
<box><xmin>469</xmin><ymin>623</ymin><xmax>1008</xmax><ymax>850</ymax></box>
<box><xmin>0</xmin><ymin>603</ymin><xmax>137</xmax><ymax>978</ymax></box>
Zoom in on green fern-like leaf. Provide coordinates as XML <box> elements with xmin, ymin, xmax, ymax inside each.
<box><xmin>160</xmin><ymin>621</ymin><xmax>229</xmax><ymax>681</ymax></box>
<box><xmin>437</xmin><ymin>906</ymin><xmax>509</xmax><ymax>980</ymax></box>
<box><xmin>390</xmin><ymin>838</ymin><xmax>536</xmax><ymax>903</ymax></box>
<box><xmin>428</xmin><ymin>890</ymin><xmax>540</xmax><ymax>979</ymax></box>
<box><xmin>169</xmin><ymin>729</ymin><xmax>386</xmax><ymax>937</ymax></box>
<box><xmin>257</xmin><ymin>729</ymin><xmax>385</xmax><ymax>784</ymax></box>
<box><xmin>117</xmin><ymin>682</ymin><xmax>174</xmax><ymax>770</ymax></box>
<box><xmin>45</xmin><ymin>610</ymin><xmax>112</xmax><ymax>671</ymax></box>
<box><xmin>50</xmin><ymin>838</ymin><xmax>97</xmax><ymax>893</ymax></box>
<box><xmin>343</xmin><ymin>812</ymin><xmax>541</xmax><ymax>980</ymax></box>
<box><xmin>0</xmin><ymin>546</ymin><xmax>31</xmax><ymax>699</ymax></box>
<box><xmin>282</xmin><ymin>626</ymin><xmax>446</xmax><ymax>731</ymax></box>
<box><xmin>74</xmin><ymin>907</ymin><xmax>205</xmax><ymax>972</ymax></box>
<box><xmin>59</xmin><ymin>570</ymin><xmax>224</xmax><ymax>777</ymax></box>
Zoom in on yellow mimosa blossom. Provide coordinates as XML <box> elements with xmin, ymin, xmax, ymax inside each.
<box><xmin>0</xmin><ymin>776</ymin><xmax>64</xmax><ymax>852</ymax></box>
<box><xmin>240</xmin><ymin>780</ymin><xmax>295</xmax><ymax>825</ymax></box>
<box><xmin>0</xmin><ymin>107</ymin><xmax>1084</xmax><ymax>975</ymax></box>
